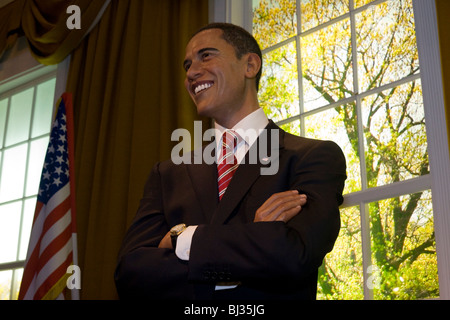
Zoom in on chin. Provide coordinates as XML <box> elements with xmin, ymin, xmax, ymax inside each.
<box><xmin>195</xmin><ymin>103</ymin><xmax>215</xmax><ymax>118</ymax></box>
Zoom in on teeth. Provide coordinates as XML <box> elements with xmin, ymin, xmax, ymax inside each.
<box><xmin>194</xmin><ymin>83</ymin><xmax>212</xmax><ymax>95</ymax></box>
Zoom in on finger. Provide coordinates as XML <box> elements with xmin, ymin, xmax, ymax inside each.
<box><xmin>262</xmin><ymin>197</ymin><xmax>305</xmax><ymax>222</ymax></box>
<box><xmin>255</xmin><ymin>195</ymin><xmax>305</xmax><ymax>222</ymax></box>
<box><xmin>257</xmin><ymin>190</ymin><xmax>304</xmax><ymax>214</ymax></box>
<box><xmin>256</xmin><ymin>193</ymin><xmax>306</xmax><ymax>220</ymax></box>
<box><xmin>157</xmin><ymin>232</ymin><xmax>172</xmax><ymax>249</ymax></box>
<box><xmin>258</xmin><ymin>190</ymin><xmax>300</xmax><ymax>211</ymax></box>
<box><xmin>255</xmin><ymin>195</ymin><xmax>306</xmax><ymax>222</ymax></box>
<box><xmin>273</xmin><ymin>205</ymin><xmax>302</xmax><ymax>222</ymax></box>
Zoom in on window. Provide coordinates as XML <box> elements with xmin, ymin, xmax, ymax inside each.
<box><xmin>252</xmin><ymin>0</ymin><xmax>438</xmax><ymax>300</ymax></box>
<box><xmin>0</xmin><ymin>68</ymin><xmax>57</xmax><ymax>300</ymax></box>
<box><xmin>212</xmin><ymin>0</ymin><xmax>450</xmax><ymax>299</ymax></box>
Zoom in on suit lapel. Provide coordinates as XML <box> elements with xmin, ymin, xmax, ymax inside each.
<box><xmin>211</xmin><ymin>120</ymin><xmax>285</xmax><ymax>225</ymax></box>
<box><xmin>186</xmin><ymin>145</ymin><xmax>219</xmax><ymax>223</ymax></box>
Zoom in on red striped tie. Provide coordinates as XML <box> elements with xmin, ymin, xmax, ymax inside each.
<box><xmin>217</xmin><ymin>130</ymin><xmax>239</xmax><ymax>200</ymax></box>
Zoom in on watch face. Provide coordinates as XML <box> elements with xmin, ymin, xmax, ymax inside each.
<box><xmin>171</xmin><ymin>223</ymin><xmax>186</xmax><ymax>235</ymax></box>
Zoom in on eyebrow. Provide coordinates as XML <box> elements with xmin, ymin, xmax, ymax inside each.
<box><xmin>183</xmin><ymin>47</ymin><xmax>219</xmax><ymax>70</ymax></box>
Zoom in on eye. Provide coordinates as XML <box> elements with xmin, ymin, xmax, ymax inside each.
<box><xmin>201</xmin><ymin>52</ymin><xmax>211</xmax><ymax>60</ymax></box>
<box><xmin>184</xmin><ymin>62</ymin><xmax>191</xmax><ymax>72</ymax></box>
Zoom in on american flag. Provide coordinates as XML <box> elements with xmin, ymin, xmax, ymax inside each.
<box><xmin>18</xmin><ymin>93</ymin><xmax>78</xmax><ymax>300</ymax></box>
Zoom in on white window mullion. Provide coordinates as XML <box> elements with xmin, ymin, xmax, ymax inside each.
<box><xmin>350</xmin><ymin>1</ymin><xmax>373</xmax><ymax>299</ymax></box>
<box><xmin>0</xmin><ymin>96</ymin><xmax>10</xmax><ymax>184</ymax></box>
<box><xmin>296</xmin><ymin>0</ymin><xmax>305</xmax><ymax>137</ymax></box>
<box><xmin>296</xmin><ymin>37</ymin><xmax>305</xmax><ymax>136</ymax></box>
<box><xmin>360</xmin><ymin>202</ymin><xmax>373</xmax><ymax>300</ymax></box>
<box><xmin>342</xmin><ymin>174</ymin><xmax>432</xmax><ymax>208</ymax></box>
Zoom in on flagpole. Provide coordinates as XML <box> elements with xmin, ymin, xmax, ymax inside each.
<box><xmin>70</xmin><ymin>233</ymin><xmax>80</xmax><ymax>299</ymax></box>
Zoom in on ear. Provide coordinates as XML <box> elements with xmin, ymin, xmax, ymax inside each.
<box><xmin>244</xmin><ymin>53</ymin><xmax>262</xmax><ymax>80</ymax></box>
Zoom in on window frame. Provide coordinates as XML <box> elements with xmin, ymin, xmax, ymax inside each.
<box><xmin>210</xmin><ymin>0</ymin><xmax>450</xmax><ymax>299</ymax></box>
<box><xmin>0</xmin><ymin>69</ymin><xmax>56</xmax><ymax>300</ymax></box>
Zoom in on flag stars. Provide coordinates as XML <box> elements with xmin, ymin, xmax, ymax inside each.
<box><xmin>55</xmin><ymin>167</ymin><xmax>63</xmax><ymax>175</ymax></box>
<box><xmin>56</xmin><ymin>155</ymin><xmax>64</xmax><ymax>165</ymax></box>
<box><xmin>53</xmin><ymin>177</ymin><xmax>62</xmax><ymax>187</ymax></box>
<box><xmin>36</xmin><ymin>102</ymin><xmax>71</xmax><ymax>204</ymax></box>
<box><xmin>43</xmin><ymin>171</ymin><xmax>51</xmax><ymax>180</ymax></box>
<box><xmin>59</xmin><ymin>134</ymin><xmax>66</xmax><ymax>143</ymax></box>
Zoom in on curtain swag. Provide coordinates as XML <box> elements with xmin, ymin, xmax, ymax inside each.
<box><xmin>0</xmin><ymin>0</ymin><xmax>110</xmax><ymax>65</ymax></box>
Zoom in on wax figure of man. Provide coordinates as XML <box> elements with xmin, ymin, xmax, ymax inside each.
<box><xmin>114</xmin><ymin>23</ymin><xmax>347</xmax><ymax>300</ymax></box>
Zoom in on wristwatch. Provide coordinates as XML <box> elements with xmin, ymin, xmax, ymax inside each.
<box><xmin>170</xmin><ymin>223</ymin><xmax>187</xmax><ymax>249</ymax></box>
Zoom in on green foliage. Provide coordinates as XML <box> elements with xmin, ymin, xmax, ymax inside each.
<box><xmin>253</xmin><ymin>0</ymin><xmax>438</xmax><ymax>299</ymax></box>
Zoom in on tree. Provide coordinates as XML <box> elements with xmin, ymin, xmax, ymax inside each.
<box><xmin>253</xmin><ymin>0</ymin><xmax>438</xmax><ymax>299</ymax></box>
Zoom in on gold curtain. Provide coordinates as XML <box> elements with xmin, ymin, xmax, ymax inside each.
<box><xmin>0</xmin><ymin>0</ymin><xmax>109</xmax><ymax>64</ymax></box>
<box><xmin>65</xmin><ymin>0</ymin><xmax>209</xmax><ymax>299</ymax></box>
<box><xmin>435</xmin><ymin>0</ymin><xmax>450</xmax><ymax>148</ymax></box>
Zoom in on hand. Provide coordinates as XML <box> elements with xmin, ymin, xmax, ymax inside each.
<box><xmin>158</xmin><ymin>231</ymin><xmax>173</xmax><ymax>249</ymax></box>
<box><xmin>254</xmin><ymin>190</ymin><xmax>307</xmax><ymax>223</ymax></box>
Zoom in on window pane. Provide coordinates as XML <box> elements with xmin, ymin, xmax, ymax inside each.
<box><xmin>5</xmin><ymin>88</ymin><xmax>34</xmax><ymax>146</ymax></box>
<box><xmin>356</xmin><ymin>0</ymin><xmax>419</xmax><ymax>93</ymax></box>
<box><xmin>25</xmin><ymin>136</ymin><xmax>49</xmax><ymax>197</ymax></box>
<box><xmin>0</xmin><ymin>98</ymin><xmax>7</xmax><ymax>146</ymax></box>
<box><xmin>301</xmin><ymin>0</ymin><xmax>349</xmax><ymax>32</ymax></box>
<box><xmin>362</xmin><ymin>80</ymin><xmax>428</xmax><ymax>188</ymax></box>
<box><xmin>369</xmin><ymin>191</ymin><xmax>439</xmax><ymax>299</ymax></box>
<box><xmin>304</xmin><ymin>104</ymin><xmax>361</xmax><ymax>193</ymax></box>
<box><xmin>0</xmin><ymin>269</ymin><xmax>13</xmax><ymax>300</ymax></box>
<box><xmin>354</xmin><ymin>0</ymin><xmax>375</xmax><ymax>8</ymax></box>
<box><xmin>19</xmin><ymin>197</ymin><xmax>36</xmax><ymax>261</ymax></box>
<box><xmin>279</xmin><ymin>119</ymin><xmax>301</xmax><ymax>136</ymax></box>
<box><xmin>11</xmin><ymin>268</ymin><xmax>23</xmax><ymax>300</ymax></box>
<box><xmin>301</xmin><ymin>18</ymin><xmax>353</xmax><ymax>112</ymax></box>
<box><xmin>253</xmin><ymin>0</ymin><xmax>297</xmax><ymax>50</ymax></box>
<box><xmin>0</xmin><ymin>201</ymin><xmax>22</xmax><ymax>264</ymax></box>
<box><xmin>0</xmin><ymin>143</ymin><xmax>28</xmax><ymax>202</ymax></box>
<box><xmin>318</xmin><ymin>206</ymin><xmax>363</xmax><ymax>299</ymax></box>
<box><xmin>259</xmin><ymin>41</ymin><xmax>299</xmax><ymax>122</ymax></box>
<box><xmin>32</xmin><ymin>78</ymin><xmax>55</xmax><ymax>138</ymax></box>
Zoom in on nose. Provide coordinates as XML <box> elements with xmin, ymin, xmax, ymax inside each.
<box><xmin>186</xmin><ymin>60</ymin><xmax>202</xmax><ymax>82</ymax></box>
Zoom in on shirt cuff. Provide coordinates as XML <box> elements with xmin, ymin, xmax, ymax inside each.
<box><xmin>175</xmin><ymin>225</ymin><xmax>197</xmax><ymax>260</ymax></box>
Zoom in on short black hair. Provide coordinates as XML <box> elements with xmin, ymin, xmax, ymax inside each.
<box><xmin>192</xmin><ymin>23</ymin><xmax>263</xmax><ymax>92</ymax></box>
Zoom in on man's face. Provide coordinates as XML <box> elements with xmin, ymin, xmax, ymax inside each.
<box><xmin>183</xmin><ymin>29</ymin><xmax>248</xmax><ymax>123</ymax></box>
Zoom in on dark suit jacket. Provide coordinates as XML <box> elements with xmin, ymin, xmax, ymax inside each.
<box><xmin>114</xmin><ymin>120</ymin><xmax>347</xmax><ymax>300</ymax></box>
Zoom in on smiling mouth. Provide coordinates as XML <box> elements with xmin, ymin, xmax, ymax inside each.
<box><xmin>193</xmin><ymin>82</ymin><xmax>214</xmax><ymax>95</ymax></box>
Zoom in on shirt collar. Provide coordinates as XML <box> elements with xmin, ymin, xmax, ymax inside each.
<box><xmin>214</xmin><ymin>108</ymin><xmax>269</xmax><ymax>147</ymax></box>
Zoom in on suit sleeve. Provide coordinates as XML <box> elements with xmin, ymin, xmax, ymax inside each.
<box><xmin>187</xmin><ymin>140</ymin><xmax>347</xmax><ymax>285</ymax></box>
<box><xmin>114</xmin><ymin>162</ymin><xmax>196</xmax><ymax>299</ymax></box>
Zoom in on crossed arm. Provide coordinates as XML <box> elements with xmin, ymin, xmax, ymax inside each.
<box><xmin>158</xmin><ymin>190</ymin><xmax>307</xmax><ymax>249</ymax></box>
